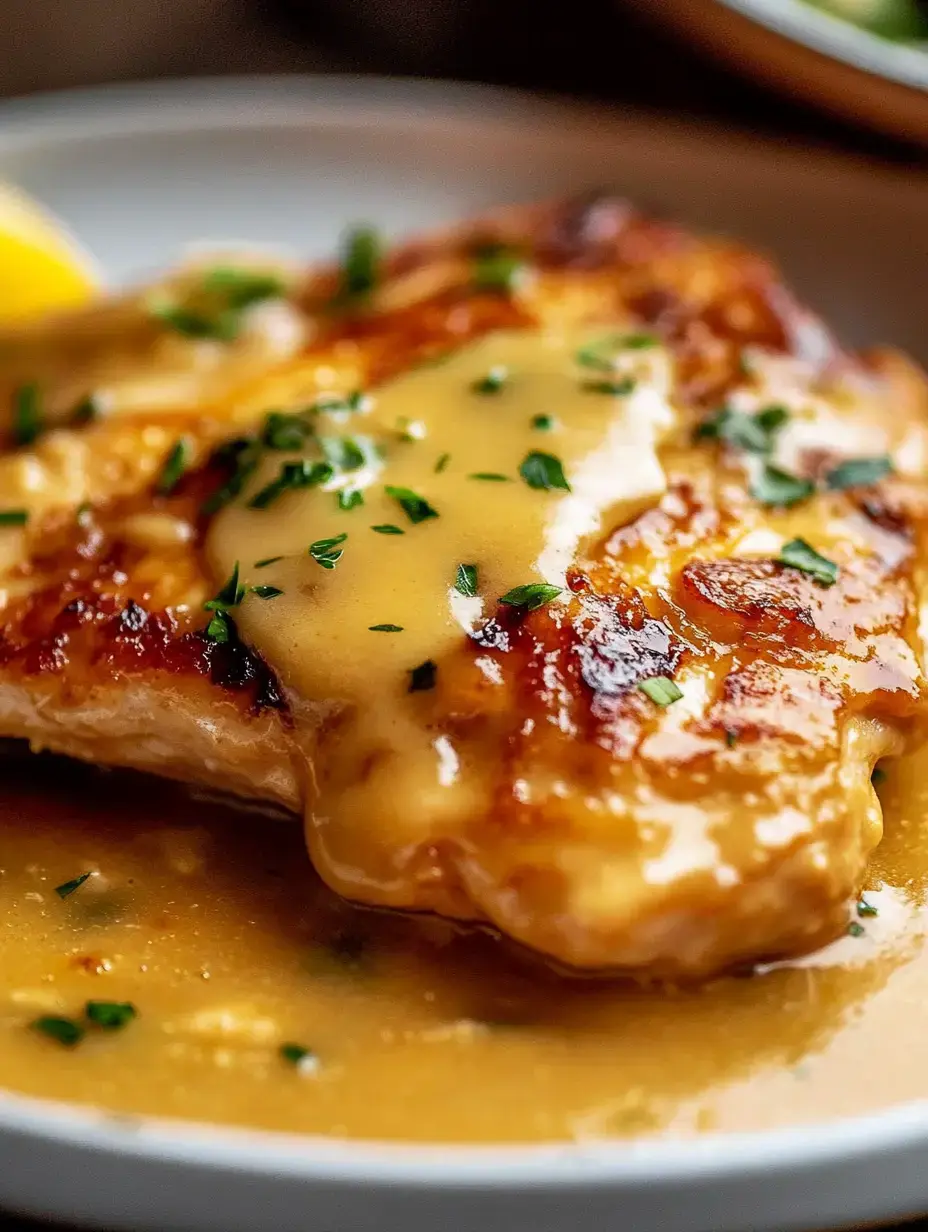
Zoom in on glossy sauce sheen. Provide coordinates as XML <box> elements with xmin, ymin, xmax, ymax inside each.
<box><xmin>1</xmin><ymin>751</ymin><xmax>928</xmax><ymax>1143</ymax></box>
<box><xmin>209</xmin><ymin>330</ymin><xmax>675</xmax><ymax>901</ymax></box>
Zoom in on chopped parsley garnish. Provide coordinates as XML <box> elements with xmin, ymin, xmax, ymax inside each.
<box><xmin>54</xmin><ymin>872</ymin><xmax>92</xmax><ymax>899</ymax></box>
<box><xmin>409</xmin><ymin>659</ymin><xmax>438</xmax><ymax>692</ymax></box>
<box><xmin>369</xmin><ymin>623</ymin><xmax>403</xmax><ymax>632</ymax></box>
<box><xmin>696</xmin><ymin>404</ymin><xmax>788</xmax><ymax>454</ymax></box>
<box><xmin>280</xmin><ymin>1042</ymin><xmax>316</xmax><ymax>1067</ymax></box>
<box><xmin>339</xmin><ymin>225</ymin><xmax>381</xmax><ymax>300</ymax></box>
<box><xmin>254</xmin><ymin>555</ymin><xmax>283</xmax><ymax>568</ymax></box>
<box><xmin>31</xmin><ymin>1016</ymin><xmax>84</xmax><ymax>1047</ymax></box>
<box><xmin>337</xmin><ymin>488</ymin><xmax>364</xmax><ymax>511</ymax></box>
<box><xmin>252</xmin><ymin>585</ymin><xmax>283</xmax><ymax>599</ymax></box>
<box><xmin>583</xmin><ymin>377</ymin><xmax>637</xmax><ymax>396</ymax></box>
<box><xmin>313</xmin><ymin>390</ymin><xmax>371</xmax><ymax>416</ymax></box>
<box><xmin>825</xmin><ymin>455</ymin><xmax>893</xmax><ymax>490</ymax></box>
<box><xmin>385</xmin><ymin>484</ymin><xmax>438</xmax><ymax>524</ymax></box>
<box><xmin>469</xmin><ymin>472</ymin><xmax>511</xmax><ymax>482</ymax></box>
<box><xmin>85</xmin><ymin>1001</ymin><xmax>137</xmax><ymax>1030</ymax></box>
<box><xmin>371</xmin><ymin>523</ymin><xmax>404</xmax><ymax>535</ymax></box>
<box><xmin>575</xmin><ymin>333</ymin><xmax>657</xmax><ymax>370</ymax></box>
<box><xmin>205</xmin><ymin>611</ymin><xmax>233</xmax><ymax>643</ymax></box>
<box><xmin>531</xmin><ymin>414</ymin><xmax>555</xmax><ymax>431</ymax></box>
<box><xmin>454</xmin><ymin>563</ymin><xmax>478</xmax><ymax>598</ymax></box>
<box><xmin>472</xmin><ymin>245</ymin><xmax>525</xmax><ymax>294</ymax></box>
<box><xmin>519</xmin><ymin>451</ymin><xmax>570</xmax><ymax>492</ymax></box>
<box><xmin>434</xmin><ymin>452</ymin><xmax>451</xmax><ymax>474</ymax></box>
<box><xmin>777</xmin><ymin>537</ymin><xmax>838</xmax><ymax>587</ymax></box>
<box><xmin>638</xmin><ymin>676</ymin><xmax>683</xmax><ymax>707</ymax></box>
<box><xmin>12</xmin><ymin>382</ymin><xmax>41</xmax><ymax>446</ymax></box>
<box><xmin>204</xmin><ymin>562</ymin><xmax>245</xmax><ymax>610</ymax></box>
<box><xmin>472</xmin><ymin>365</ymin><xmax>508</xmax><ymax>394</ymax></box>
<box><xmin>149</xmin><ymin>301</ymin><xmax>238</xmax><ymax>342</ymax></box>
<box><xmin>249</xmin><ymin>459</ymin><xmax>333</xmax><ymax>509</ymax></box>
<box><xmin>847</xmin><ymin>921</ymin><xmax>865</xmax><ymax>938</ymax></box>
<box><xmin>725</xmin><ymin>729</ymin><xmax>738</xmax><ymax>748</ymax></box>
<box><xmin>200</xmin><ymin>267</ymin><xmax>286</xmax><ymax>308</ymax></box>
<box><xmin>262</xmin><ymin>411</ymin><xmax>314</xmax><ymax>451</ymax></box>
<box><xmin>309</xmin><ymin>533</ymin><xmax>347</xmax><ymax>569</ymax></box>
<box><xmin>156</xmin><ymin>439</ymin><xmax>190</xmax><ymax>495</ymax></box>
<box><xmin>201</xmin><ymin>437</ymin><xmax>261</xmax><ymax>515</ymax></box>
<box><xmin>321</xmin><ymin>435</ymin><xmax>366</xmax><ymax>472</ymax></box>
<box><xmin>71</xmin><ymin>393</ymin><xmax>102</xmax><ymax>425</ymax></box>
<box><xmin>0</xmin><ymin>509</ymin><xmax>28</xmax><ymax>526</ymax></box>
<box><xmin>750</xmin><ymin>464</ymin><xmax>814</xmax><ymax>507</ymax></box>
<box><xmin>395</xmin><ymin>416</ymin><xmax>426</xmax><ymax>442</ymax></box>
<box><xmin>499</xmin><ymin>583</ymin><xmax>562</xmax><ymax>612</ymax></box>
<box><xmin>857</xmin><ymin>898</ymin><xmax>879</xmax><ymax>918</ymax></box>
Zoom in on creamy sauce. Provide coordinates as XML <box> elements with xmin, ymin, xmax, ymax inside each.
<box><xmin>208</xmin><ymin>330</ymin><xmax>676</xmax><ymax>902</ymax></box>
<box><xmin>1</xmin><ymin>749</ymin><xmax>928</xmax><ymax>1142</ymax></box>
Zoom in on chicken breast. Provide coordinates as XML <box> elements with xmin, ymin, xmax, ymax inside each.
<box><xmin>0</xmin><ymin>194</ymin><xmax>926</xmax><ymax>979</ymax></box>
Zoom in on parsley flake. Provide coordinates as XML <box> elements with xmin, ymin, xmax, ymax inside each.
<box><xmin>847</xmin><ymin>921</ymin><xmax>865</xmax><ymax>938</ymax></box>
<box><xmin>385</xmin><ymin>485</ymin><xmax>438</xmax><ymax>524</ymax></box>
<box><xmin>280</xmin><ymin>1042</ymin><xmax>316</xmax><ymax>1067</ymax></box>
<box><xmin>31</xmin><ymin>1016</ymin><xmax>84</xmax><ymax>1047</ymax></box>
<box><xmin>309</xmin><ymin>533</ymin><xmax>347</xmax><ymax>569</ymax></box>
<box><xmin>469</xmin><ymin>472</ymin><xmax>511</xmax><ymax>482</ymax></box>
<box><xmin>531</xmin><ymin>414</ymin><xmax>555</xmax><ymax>431</ymax></box>
<box><xmin>149</xmin><ymin>301</ymin><xmax>238</xmax><ymax>342</ymax></box>
<box><xmin>71</xmin><ymin>393</ymin><xmax>102</xmax><ymax>425</ymax></box>
<box><xmin>455</xmin><ymin>563</ymin><xmax>478</xmax><ymax>598</ymax></box>
<box><xmin>575</xmin><ymin>333</ymin><xmax>657</xmax><ymax>370</ymax></box>
<box><xmin>499</xmin><ymin>583</ymin><xmax>562</xmax><ymax>612</ymax></box>
<box><xmin>254</xmin><ymin>555</ymin><xmax>283</xmax><ymax>569</ymax></box>
<box><xmin>12</xmin><ymin>382</ymin><xmax>41</xmax><ymax>446</ymax></box>
<box><xmin>434</xmin><ymin>452</ymin><xmax>451</xmax><ymax>474</ymax></box>
<box><xmin>205</xmin><ymin>610</ymin><xmax>234</xmax><ymax>643</ymax></box>
<box><xmin>204</xmin><ymin>562</ymin><xmax>244</xmax><ymax>610</ymax></box>
<box><xmin>825</xmin><ymin>455</ymin><xmax>893</xmax><ymax>491</ymax></box>
<box><xmin>750</xmin><ymin>465</ymin><xmax>814</xmax><ymax>507</ymax></box>
<box><xmin>0</xmin><ymin>509</ymin><xmax>28</xmax><ymax>526</ymax></box>
<box><xmin>200</xmin><ymin>267</ymin><xmax>286</xmax><ymax>308</ymax></box>
<box><xmin>777</xmin><ymin>538</ymin><xmax>838</xmax><ymax>586</ymax></box>
<box><xmin>857</xmin><ymin>898</ymin><xmax>879</xmax><ymax>918</ymax></box>
<box><xmin>472</xmin><ymin>245</ymin><xmax>525</xmax><ymax>294</ymax></box>
<box><xmin>337</xmin><ymin>488</ymin><xmax>364</xmax><ymax>511</ymax></box>
<box><xmin>339</xmin><ymin>225</ymin><xmax>381</xmax><ymax>300</ymax></box>
<box><xmin>583</xmin><ymin>377</ymin><xmax>637</xmax><ymax>396</ymax></box>
<box><xmin>725</xmin><ymin>729</ymin><xmax>738</xmax><ymax>748</ymax></box>
<box><xmin>201</xmin><ymin>437</ymin><xmax>261</xmax><ymax>515</ymax></box>
<box><xmin>472</xmin><ymin>365</ymin><xmax>508</xmax><ymax>395</ymax></box>
<box><xmin>519</xmin><ymin>451</ymin><xmax>570</xmax><ymax>492</ymax></box>
<box><xmin>54</xmin><ymin>872</ymin><xmax>92</xmax><ymax>899</ymax></box>
<box><xmin>409</xmin><ymin>659</ymin><xmax>438</xmax><ymax>692</ymax></box>
<box><xmin>86</xmin><ymin>1001</ymin><xmax>137</xmax><ymax>1030</ymax></box>
<box><xmin>251</xmin><ymin>585</ymin><xmax>283</xmax><ymax>599</ymax></box>
<box><xmin>249</xmin><ymin>459</ymin><xmax>333</xmax><ymax>509</ymax></box>
<box><xmin>156</xmin><ymin>439</ymin><xmax>190</xmax><ymax>495</ymax></box>
<box><xmin>321</xmin><ymin>436</ymin><xmax>367</xmax><ymax>472</ymax></box>
<box><xmin>262</xmin><ymin>411</ymin><xmax>314</xmax><ymax>451</ymax></box>
<box><xmin>696</xmin><ymin>405</ymin><xmax>788</xmax><ymax>454</ymax></box>
<box><xmin>369</xmin><ymin>624</ymin><xmax>403</xmax><ymax>632</ymax></box>
<box><xmin>371</xmin><ymin>524</ymin><xmax>404</xmax><ymax>535</ymax></box>
<box><xmin>638</xmin><ymin>676</ymin><xmax>683</xmax><ymax>707</ymax></box>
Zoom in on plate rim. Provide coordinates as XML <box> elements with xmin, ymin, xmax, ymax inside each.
<box><xmin>0</xmin><ymin>71</ymin><xmax>927</xmax><ymax>1211</ymax></box>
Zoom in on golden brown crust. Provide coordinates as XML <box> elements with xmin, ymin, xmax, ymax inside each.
<box><xmin>0</xmin><ymin>193</ymin><xmax>926</xmax><ymax>977</ymax></box>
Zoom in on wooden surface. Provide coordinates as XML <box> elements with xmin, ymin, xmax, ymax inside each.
<box><xmin>0</xmin><ymin>1</ymin><xmax>926</xmax><ymax>1227</ymax></box>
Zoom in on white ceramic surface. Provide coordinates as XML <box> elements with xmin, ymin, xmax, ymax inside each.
<box><xmin>1</xmin><ymin>75</ymin><xmax>928</xmax><ymax>1232</ymax></box>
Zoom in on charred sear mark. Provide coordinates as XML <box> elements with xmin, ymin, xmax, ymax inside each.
<box><xmin>678</xmin><ymin>558</ymin><xmax>824</xmax><ymax>647</ymax></box>
<box><xmin>197</xmin><ymin>629</ymin><xmax>287</xmax><ymax>714</ymax></box>
<box><xmin>859</xmin><ymin>494</ymin><xmax>912</xmax><ymax>539</ymax></box>
<box><xmin>572</xmin><ymin>593</ymin><xmax>682</xmax><ymax>697</ymax></box>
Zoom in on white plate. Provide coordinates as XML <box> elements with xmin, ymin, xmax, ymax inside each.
<box><xmin>1</xmin><ymin>75</ymin><xmax>928</xmax><ymax>1232</ymax></box>
<box><xmin>642</xmin><ymin>0</ymin><xmax>928</xmax><ymax>144</ymax></box>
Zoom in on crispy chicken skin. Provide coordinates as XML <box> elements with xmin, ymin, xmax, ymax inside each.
<box><xmin>0</xmin><ymin>195</ymin><xmax>927</xmax><ymax>978</ymax></box>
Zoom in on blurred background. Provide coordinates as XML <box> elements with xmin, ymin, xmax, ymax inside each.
<box><xmin>3</xmin><ymin>0</ymin><xmax>927</xmax><ymax>166</ymax></box>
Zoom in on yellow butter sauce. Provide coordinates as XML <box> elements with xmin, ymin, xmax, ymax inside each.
<box><xmin>1</xmin><ymin>748</ymin><xmax>927</xmax><ymax>1144</ymax></box>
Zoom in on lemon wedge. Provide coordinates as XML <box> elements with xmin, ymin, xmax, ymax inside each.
<box><xmin>0</xmin><ymin>183</ymin><xmax>100</xmax><ymax>324</ymax></box>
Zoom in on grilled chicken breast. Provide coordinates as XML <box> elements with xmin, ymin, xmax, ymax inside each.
<box><xmin>0</xmin><ymin>195</ymin><xmax>926</xmax><ymax>979</ymax></box>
